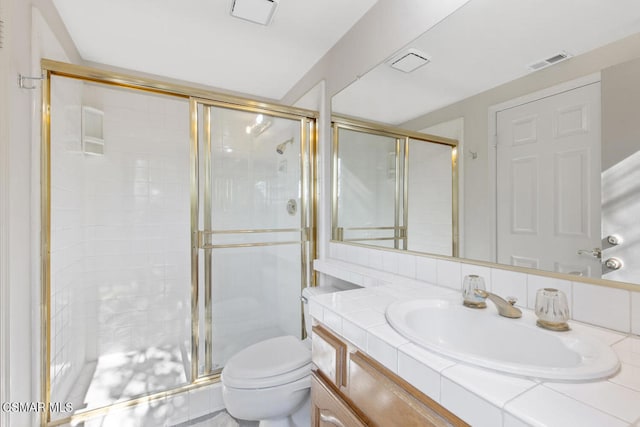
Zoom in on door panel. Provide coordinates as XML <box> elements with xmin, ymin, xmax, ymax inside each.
<box><xmin>497</xmin><ymin>83</ymin><xmax>601</xmax><ymax>277</ymax></box>
<box><xmin>197</xmin><ymin>103</ymin><xmax>312</xmax><ymax>376</ymax></box>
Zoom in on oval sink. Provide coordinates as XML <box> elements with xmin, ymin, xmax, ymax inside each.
<box><xmin>386</xmin><ymin>298</ymin><xmax>620</xmax><ymax>381</ymax></box>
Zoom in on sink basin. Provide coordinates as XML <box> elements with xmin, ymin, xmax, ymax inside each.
<box><xmin>386</xmin><ymin>298</ymin><xmax>620</xmax><ymax>381</ymax></box>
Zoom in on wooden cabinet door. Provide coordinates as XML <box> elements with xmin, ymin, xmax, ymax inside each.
<box><xmin>312</xmin><ymin>325</ymin><xmax>347</xmax><ymax>388</ymax></box>
<box><xmin>348</xmin><ymin>352</ymin><xmax>469</xmax><ymax>427</ymax></box>
<box><xmin>311</xmin><ymin>373</ymin><xmax>366</xmax><ymax>427</ymax></box>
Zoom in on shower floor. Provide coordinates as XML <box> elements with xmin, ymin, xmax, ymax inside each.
<box><xmin>68</xmin><ymin>344</ymin><xmax>189</xmax><ymax>414</ymax></box>
<box><xmin>66</xmin><ymin>325</ymin><xmax>298</xmax><ymax>424</ymax></box>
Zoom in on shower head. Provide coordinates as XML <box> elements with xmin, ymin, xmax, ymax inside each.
<box><xmin>276</xmin><ymin>138</ymin><xmax>294</xmax><ymax>155</ymax></box>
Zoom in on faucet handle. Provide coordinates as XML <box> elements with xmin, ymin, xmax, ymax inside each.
<box><xmin>506</xmin><ymin>296</ymin><xmax>518</xmax><ymax>306</ymax></box>
<box><xmin>474</xmin><ymin>288</ymin><xmax>489</xmax><ymax>299</ymax></box>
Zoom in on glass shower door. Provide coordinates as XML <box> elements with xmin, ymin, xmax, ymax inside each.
<box><xmin>196</xmin><ymin>102</ymin><xmax>313</xmax><ymax>376</ymax></box>
<box><xmin>333</xmin><ymin>126</ymin><xmax>405</xmax><ymax>249</ymax></box>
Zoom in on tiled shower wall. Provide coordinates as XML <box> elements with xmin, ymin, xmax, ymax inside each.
<box><xmin>407</xmin><ymin>141</ymin><xmax>453</xmax><ymax>255</ymax></box>
<box><xmin>81</xmin><ymin>84</ymin><xmax>191</xmax><ymax>358</ymax></box>
<box><xmin>50</xmin><ymin>77</ymin><xmax>191</xmax><ymax>401</ymax></box>
<box><xmin>50</xmin><ymin>77</ymin><xmax>86</xmax><ymax>403</ymax></box>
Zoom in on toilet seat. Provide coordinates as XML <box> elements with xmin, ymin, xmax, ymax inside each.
<box><xmin>222</xmin><ymin>335</ymin><xmax>311</xmax><ymax>389</ymax></box>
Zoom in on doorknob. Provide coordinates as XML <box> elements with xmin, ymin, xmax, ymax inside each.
<box><xmin>577</xmin><ymin>248</ymin><xmax>601</xmax><ymax>259</ymax></box>
<box><xmin>605</xmin><ymin>235</ymin><xmax>622</xmax><ymax>246</ymax></box>
<box><xmin>604</xmin><ymin>257</ymin><xmax>623</xmax><ymax>271</ymax></box>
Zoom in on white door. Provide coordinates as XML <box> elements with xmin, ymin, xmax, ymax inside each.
<box><xmin>496</xmin><ymin>83</ymin><xmax>602</xmax><ymax>277</ymax></box>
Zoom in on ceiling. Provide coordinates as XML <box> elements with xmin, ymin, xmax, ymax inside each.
<box><xmin>332</xmin><ymin>0</ymin><xmax>640</xmax><ymax>125</ymax></box>
<box><xmin>52</xmin><ymin>0</ymin><xmax>378</xmax><ymax>100</ymax></box>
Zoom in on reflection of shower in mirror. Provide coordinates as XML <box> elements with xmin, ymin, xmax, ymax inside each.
<box><xmin>276</xmin><ymin>138</ymin><xmax>294</xmax><ymax>154</ymax></box>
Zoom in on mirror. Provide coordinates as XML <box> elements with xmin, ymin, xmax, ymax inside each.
<box><xmin>332</xmin><ymin>117</ymin><xmax>458</xmax><ymax>255</ymax></box>
<box><xmin>331</xmin><ymin>0</ymin><xmax>640</xmax><ymax>286</ymax></box>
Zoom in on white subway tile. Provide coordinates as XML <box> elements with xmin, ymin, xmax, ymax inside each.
<box><xmin>346</xmin><ymin>245</ymin><xmax>360</xmax><ymax>264</ymax></box>
<box><xmin>382</xmin><ymin>251</ymin><xmax>400</xmax><ymax>274</ymax></box>
<box><xmin>442</xmin><ymin>364</ymin><xmax>535</xmax><ymax>408</ymax></box>
<box><xmin>366</xmin><ymin>324</ymin><xmax>409</xmax><ymax>348</ymax></box>
<box><xmin>348</xmin><ymin>272</ymin><xmax>364</xmax><ymax>286</ymax></box>
<box><xmin>504</xmin><ymin>413</ymin><xmax>532</xmax><ymax>427</ymax></box>
<box><xmin>397</xmin><ymin>254</ymin><xmax>417</xmax><ymax>278</ymax></box>
<box><xmin>609</xmin><ymin>362</ymin><xmax>640</xmax><ymax>393</ymax></box>
<box><xmin>309</xmin><ymin>300</ymin><xmax>324</xmax><ymax>321</ymax></box>
<box><xmin>342</xmin><ymin>308</ymin><xmax>387</xmax><ymax>330</ymax></box>
<box><xmin>356</xmin><ymin>294</ymin><xmax>398</xmax><ymax>313</ymax></box>
<box><xmin>436</xmin><ymin>259</ymin><xmax>461</xmax><ymax>289</ymax></box>
<box><xmin>367</xmin><ymin>249</ymin><xmax>384</xmax><ymax>270</ymax></box>
<box><xmin>331</xmin><ymin>243</ymin><xmax>346</xmax><ymax>261</ymax></box>
<box><xmin>416</xmin><ymin>256</ymin><xmax>437</xmax><ymax>284</ymax></box>
<box><xmin>398</xmin><ymin>343</ymin><xmax>455</xmax><ymax>373</ymax></box>
<box><xmin>366</xmin><ymin>330</ymin><xmax>400</xmax><ymax>373</ymax></box>
<box><xmin>342</xmin><ymin>319</ymin><xmax>368</xmax><ymax>349</ymax></box>
<box><xmin>573</xmin><ymin>282</ymin><xmax>631</xmax><ymax>332</ymax></box>
<box><xmin>397</xmin><ymin>351</ymin><xmax>442</xmax><ymax>401</ymax></box>
<box><xmin>353</xmin><ymin>246</ymin><xmax>369</xmax><ymax>266</ymax></box>
<box><xmin>505</xmin><ymin>385</ymin><xmax>628</xmax><ymax>427</ymax></box>
<box><xmin>612</xmin><ymin>337</ymin><xmax>640</xmax><ymax>368</ymax></box>
<box><xmin>440</xmin><ymin>377</ymin><xmax>502</xmax><ymax>427</ymax></box>
<box><xmin>322</xmin><ymin>308</ymin><xmax>343</xmax><ymax>334</ymax></box>
<box><xmin>545</xmin><ymin>380</ymin><xmax>640</xmax><ymax>423</ymax></box>
<box><xmin>490</xmin><ymin>268</ymin><xmax>528</xmax><ymax>307</ymax></box>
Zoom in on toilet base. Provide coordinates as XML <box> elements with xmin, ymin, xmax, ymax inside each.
<box><xmin>257</xmin><ymin>393</ymin><xmax>310</xmax><ymax>427</ymax></box>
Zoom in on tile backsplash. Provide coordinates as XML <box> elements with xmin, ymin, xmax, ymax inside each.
<box><xmin>324</xmin><ymin>243</ymin><xmax>640</xmax><ymax>335</ymax></box>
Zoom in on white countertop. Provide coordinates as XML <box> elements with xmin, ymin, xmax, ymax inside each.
<box><xmin>309</xmin><ymin>280</ymin><xmax>640</xmax><ymax>427</ymax></box>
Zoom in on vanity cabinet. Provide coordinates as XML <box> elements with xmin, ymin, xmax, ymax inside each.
<box><xmin>311</xmin><ymin>374</ymin><xmax>367</xmax><ymax>427</ymax></box>
<box><xmin>311</xmin><ymin>325</ymin><xmax>469</xmax><ymax>427</ymax></box>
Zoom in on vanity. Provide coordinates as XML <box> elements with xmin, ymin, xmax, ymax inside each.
<box><xmin>311</xmin><ymin>323</ymin><xmax>467</xmax><ymax>426</ymax></box>
<box><xmin>308</xmin><ymin>257</ymin><xmax>640</xmax><ymax>427</ymax></box>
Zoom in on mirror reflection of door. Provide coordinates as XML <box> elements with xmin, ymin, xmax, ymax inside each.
<box><xmin>496</xmin><ymin>82</ymin><xmax>601</xmax><ymax>277</ymax></box>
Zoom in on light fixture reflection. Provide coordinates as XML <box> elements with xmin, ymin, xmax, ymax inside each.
<box><xmin>246</xmin><ymin>114</ymin><xmax>271</xmax><ymax>136</ymax></box>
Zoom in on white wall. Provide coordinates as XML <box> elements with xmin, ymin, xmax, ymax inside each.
<box><xmin>283</xmin><ymin>0</ymin><xmax>472</xmax><ymax>104</ymax></box>
<box><xmin>0</xmin><ymin>0</ymin><xmax>12</xmax><ymax>424</ymax></box>
<box><xmin>2</xmin><ymin>1</ymin><xmax>40</xmax><ymax>425</ymax></box>
<box><xmin>0</xmin><ymin>2</ymin><xmax>82</xmax><ymax>424</ymax></box>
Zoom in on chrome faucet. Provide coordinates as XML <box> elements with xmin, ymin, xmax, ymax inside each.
<box><xmin>474</xmin><ymin>289</ymin><xmax>522</xmax><ymax>318</ymax></box>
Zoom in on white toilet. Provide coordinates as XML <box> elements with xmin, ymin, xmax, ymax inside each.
<box><xmin>221</xmin><ymin>285</ymin><xmax>342</xmax><ymax>427</ymax></box>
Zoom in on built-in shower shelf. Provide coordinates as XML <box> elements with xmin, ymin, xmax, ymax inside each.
<box><xmin>82</xmin><ymin>106</ymin><xmax>104</xmax><ymax>155</ymax></box>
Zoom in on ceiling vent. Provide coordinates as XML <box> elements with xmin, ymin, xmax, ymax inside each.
<box><xmin>388</xmin><ymin>48</ymin><xmax>431</xmax><ymax>73</ymax></box>
<box><xmin>528</xmin><ymin>51</ymin><xmax>572</xmax><ymax>71</ymax></box>
<box><xmin>231</xmin><ymin>0</ymin><xmax>278</xmax><ymax>26</ymax></box>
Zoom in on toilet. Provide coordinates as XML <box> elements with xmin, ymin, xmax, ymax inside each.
<box><xmin>221</xmin><ymin>285</ymin><xmax>343</xmax><ymax>427</ymax></box>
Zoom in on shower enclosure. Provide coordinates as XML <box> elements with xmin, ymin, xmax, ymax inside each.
<box><xmin>42</xmin><ymin>61</ymin><xmax>316</xmax><ymax>425</ymax></box>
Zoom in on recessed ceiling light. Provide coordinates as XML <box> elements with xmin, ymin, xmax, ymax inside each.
<box><xmin>231</xmin><ymin>0</ymin><xmax>278</xmax><ymax>26</ymax></box>
<box><xmin>388</xmin><ymin>48</ymin><xmax>431</xmax><ymax>73</ymax></box>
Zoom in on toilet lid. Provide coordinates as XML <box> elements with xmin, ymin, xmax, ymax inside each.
<box><xmin>222</xmin><ymin>336</ymin><xmax>311</xmax><ymax>389</ymax></box>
